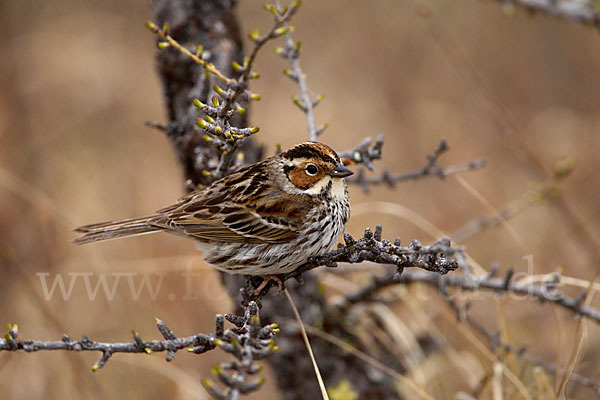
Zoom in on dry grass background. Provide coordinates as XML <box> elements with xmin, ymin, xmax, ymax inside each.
<box><xmin>1</xmin><ymin>0</ymin><xmax>599</xmax><ymax>398</ymax></box>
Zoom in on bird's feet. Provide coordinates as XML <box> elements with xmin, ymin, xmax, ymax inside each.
<box><xmin>250</xmin><ymin>275</ymin><xmax>284</xmax><ymax>296</ymax></box>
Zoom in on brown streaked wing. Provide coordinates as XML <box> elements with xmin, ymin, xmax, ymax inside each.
<box><xmin>149</xmin><ymin>160</ymin><xmax>302</xmax><ymax>244</ymax></box>
<box><xmin>154</xmin><ymin>191</ymin><xmax>202</xmax><ymax>214</ymax></box>
<box><xmin>152</xmin><ymin>199</ymin><xmax>300</xmax><ymax>244</ymax></box>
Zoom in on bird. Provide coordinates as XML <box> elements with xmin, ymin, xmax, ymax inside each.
<box><xmin>73</xmin><ymin>142</ymin><xmax>353</xmax><ymax>291</ymax></box>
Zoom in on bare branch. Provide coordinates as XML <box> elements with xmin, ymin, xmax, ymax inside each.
<box><xmin>342</xmin><ymin>267</ymin><xmax>600</xmax><ymax>325</ymax></box>
<box><xmin>346</xmin><ymin>139</ymin><xmax>486</xmax><ymax>192</ymax></box>
<box><xmin>338</xmin><ymin>134</ymin><xmax>384</xmax><ymax>170</ymax></box>
<box><xmin>1</xmin><ymin>304</ymin><xmax>278</xmax><ymax>399</ymax></box>
<box><xmin>0</xmin><ymin>318</ymin><xmax>217</xmax><ymax>371</ymax></box>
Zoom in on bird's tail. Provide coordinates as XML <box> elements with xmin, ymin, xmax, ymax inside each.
<box><xmin>72</xmin><ymin>216</ymin><xmax>161</xmax><ymax>245</ymax></box>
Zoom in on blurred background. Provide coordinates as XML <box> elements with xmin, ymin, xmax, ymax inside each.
<box><xmin>1</xmin><ymin>0</ymin><xmax>599</xmax><ymax>398</ymax></box>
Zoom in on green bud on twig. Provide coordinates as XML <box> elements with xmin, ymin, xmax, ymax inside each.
<box><xmin>248</xmin><ymin>28</ymin><xmax>260</xmax><ymax>42</ymax></box>
<box><xmin>263</xmin><ymin>4</ymin><xmax>278</xmax><ymax>15</ymax></box>
<box><xmin>196</xmin><ymin>118</ymin><xmax>207</xmax><ymax>129</ymax></box>
<box><xmin>292</xmin><ymin>95</ymin><xmax>302</xmax><ymax>108</ymax></box>
<box><xmin>231</xmin><ymin>61</ymin><xmax>242</xmax><ymax>71</ymax></box>
<box><xmin>192</xmin><ymin>99</ymin><xmax>205</xmax><ymax>109</ymax></box>
<box><xmin>274</xmin><ymin>27</ymin><xmax>289</xmax><ymax>36</ymax></box>
<box><xmin>213</xmin><ymin>85</ymin><xmax>224</xmax><ymax>95</ymax></box>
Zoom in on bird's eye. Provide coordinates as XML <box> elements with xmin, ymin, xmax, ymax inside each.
<box><xmin>305</xmin><ymin>163</ymin><xmax>318</xmax><ymax>176</ymax></box>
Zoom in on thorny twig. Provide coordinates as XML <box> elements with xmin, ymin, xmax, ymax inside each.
<box><xmin>341</xmin><ymin>267</ymin><xmax>600</xmax><ymax>325</ymax></box>
<box><xmin>0</xmin><ymin>318</ymin><xmax>215</xmax><ymax>371</ymax></box>
<box><xmin>346</xmin><ymin>139</ymin><xmax>486</xmax><ymax>192</ymax></box>
<box><xmin>201</xmin><ymin>302</ymin><xmax>279</xmax><ymax>399</ymax></box>
<box><xmin>244</xmin><ymin>225</ymin><xmax>460</xmax><ymax>300</ymax></box>
<box><xmin>1</xmin><ymin>303</ymin><xmax>278</xmax><ymax>399</ymax></box>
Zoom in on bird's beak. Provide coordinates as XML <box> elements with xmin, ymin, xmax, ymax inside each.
<box><xmin>329</xmin><ymin>164</ymin><xmax>354</xmax><ymax>178</ymax></box>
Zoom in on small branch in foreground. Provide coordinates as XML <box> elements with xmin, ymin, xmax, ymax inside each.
<box><xmin>346</xmin><ymin>139</ymin><xmax>485</xmax><ymax>192</ymax></box>
<box><xmin>0</xmin><ymin>318</ymin><xmax>216</xmax><ymax>371</ymax></box>
<box><xmin>1</xmin><ymin>303</ymin><xmax>279</xmax><ymax>400</ymax></box>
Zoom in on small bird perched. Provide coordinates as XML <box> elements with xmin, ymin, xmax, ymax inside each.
<box><xmin>74</xmin><ymin>142</ymin><xmax>353</xmax><ymax>289</ymax></box>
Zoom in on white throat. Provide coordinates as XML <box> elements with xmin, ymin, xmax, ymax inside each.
<box><xmin>302</xmin><ymin>176</ymin><xmax>346</xmax><ymax>199</ymax></box>
<box><xmin>329</xmin><ymin>177</ymin><xmax>347</xmax><ymax>200</ymax></box>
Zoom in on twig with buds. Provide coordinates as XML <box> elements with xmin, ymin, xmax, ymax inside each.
<box><xmin>147</xmin><ymin>2</ymin><xmax>302</xmax><ymax>181</ymax></box>
<box><xmin>0</xmin><ymin>318</ymin><xmax>217</xmax><ymax>370</ymax></box>
<box><xmin>273</xmin><ymin>1</ymin><xmax>325</xmax><ymax>141</ymax></box>
<box><xmin>0</xmin><ymin>304</ymin><xmax>278</xmax><ymax>400</ymax></box>
<box><xmin>201</xmin><ymin>302</ymin><xmax>279</xmax><ymax>399</ymax></box>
